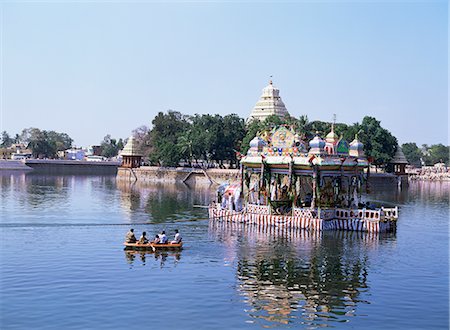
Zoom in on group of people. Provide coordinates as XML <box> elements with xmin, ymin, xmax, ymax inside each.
<box><xmin>125</xmin><ymin>229</ymin><xmax>182</xmax><ymax>245</ymax></box>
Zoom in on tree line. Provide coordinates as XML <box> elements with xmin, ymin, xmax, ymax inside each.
<box><xmin>0</xmin><ymin>128</ymin><xmax>124</xmax><ymax>159</ymax></box>
<box><xmin>2</xmin><ymin>114</ymin><xmax>447</xmax><ymax>167</ymax></box>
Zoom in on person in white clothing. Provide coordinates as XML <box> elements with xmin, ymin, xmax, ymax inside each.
<box><xmin>159</xmin><ymin>231</ymin><xmax>168</xmax><ymax>244</ymax></box>
<box><xmin>171</xmin><ymin>229</ymin><xmax>182</xmax><ymax>244</ymax></box>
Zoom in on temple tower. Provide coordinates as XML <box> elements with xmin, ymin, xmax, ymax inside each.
<box><xmin>248</xmin><ymin>80</ymin><xmax>290</xmax><ymax>122</ymax></box>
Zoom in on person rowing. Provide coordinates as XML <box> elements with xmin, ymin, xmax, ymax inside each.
<box><xmin>138</xmin><ymin>231</ymin><xmax>149</xmax><ymax>244</ymax></box>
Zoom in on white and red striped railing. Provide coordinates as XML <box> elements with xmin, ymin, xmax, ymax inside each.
<box><xmin>209</xmin><ymin>203</ymin><xmax>397</xmax><ymax>233</ymax></box>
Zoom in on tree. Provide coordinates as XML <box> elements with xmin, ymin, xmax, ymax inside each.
<box><xmin>222</xmin><ymin>114</ymin><xmax>246</xmax><ymax>168</ymax></box>
<box><xmin>46</xmin><ymin>131</ymin><xmax>73</xmax><ymax>152</ymax></box>
<box><xmin>101</xmin><ymin>134</ymin><xmax>121</xmax><ymax>158</ymax></box>
<box><xmin>348</xmin><ymin>117</ymin><xmax>397</xmax><ymax>166</ymax></box>
<box><xmin>149</xmin><ymin>110</ymin><xmax>190</xmax><ymax>166</ymax></box>
<box><xmin>21</xmin><ymin>127</ymin><xmax>73</xmax><ymax>158</ymax></box>
<box><xmin>402</xmin><ymin>143</ymin><xmax>422</xmax><ymax>167</ymax></box>
<box><xmin>423</xmin><ymin>144</ymin><xmax>449</xmax><ymax>165</ymax></box>
<box><xmin>0</xmin><ymin>131</ymin><xmax>13</xmax><ymax>148</ymax></box>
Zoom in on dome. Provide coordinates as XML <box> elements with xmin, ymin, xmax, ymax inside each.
<box><xmin>249</xmin><ymin>136</ymin><xmax>267</xmax><ymax>151</ymax></box>
<box><xmin>336</xmin><ymin>137</ymin><xmax>349</xmax><ymax>156</ymax></box>
<box><xmin>121</xmin><ymin>136</ymin><xmax>142</xmax><ymax>156</ymax></box>
<box><xmin>349</xmin><ymin>135</ymin><xmax>365</xmax><ymax>157</ymax></box>
<box><xmin>325</xmin><ymin>130</ymin><xmax>339</xmax><ymax>144</ymax></box>
<box><xmin>308</xmin><ymin>133</ymin><xmax>325</xmax><ymax>154</ymax></box>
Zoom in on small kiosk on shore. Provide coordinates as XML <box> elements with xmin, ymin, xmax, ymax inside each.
<box><xmin>209</xmin><ymin>126</ymin><xmax>398</xmax><ymax>233</ymax></box>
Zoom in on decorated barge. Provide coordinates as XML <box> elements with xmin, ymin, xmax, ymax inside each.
<box><xmin>209</xmin><ymin>126</ymin><xmax>398</xmax><ymax>233</ymax></box>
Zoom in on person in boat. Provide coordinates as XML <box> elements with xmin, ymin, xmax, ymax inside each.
<box><xmin>171</xmin><ymin>229</ymin><xmax>182</xmax><ymax>244</ymax></box>
<box><xmin>153</xmin><ymin>234</ymin><xmax>160</xmax><ymax>244</ymax></box>
<box><xmin>125</xmin><ymin>229</ymin><xmax>137</xmax><ymax>243</ymax></box>
<box><xmin>159</xmin><ymin>231</ymin><xmax>168</xmax><ymax>244</ymax></box>
<box><xmin>138</xmin><ymin>231</ymin><xmax>149</xmax><ymax>244</ymax></box>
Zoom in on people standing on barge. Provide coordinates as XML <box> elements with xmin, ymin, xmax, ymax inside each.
<box><xmin>125</xmin><ymin>229</ymin><xmax>137</xmax><ymax>243</ymax></box>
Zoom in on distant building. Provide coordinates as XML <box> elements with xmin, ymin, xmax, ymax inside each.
<box><xmin>87</xmin><ymin>145</ymin><xmax>103</xmax><ymax>156</ymax></box>
<box><xmin>1</xmin><ymin>144</ymin><xmax>32</xmax><ymax>160</ymax></box>
<box><xmin>248</xmin><ymin>80</ymin><xmax>290</xmax><ymax>122</ymax></box>
<box><xmin>65</xmin><ymin>148</ymin><xmax>86</xmax><ymax>160</ymax></box>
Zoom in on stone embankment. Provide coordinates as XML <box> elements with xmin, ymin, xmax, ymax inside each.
<box><xmin>117</xmin><ymin>166</ymin><xmax>403</xmax><ymax>186</ymax></box>
<box><xmin>0</xmin><ymin>160</ymin><xmax>33</xmax><ymax>171</ymax></box>
<box><xmin>117</xmin><ymin>166</ymin><xmax>240</xmax><ymax>185</ymax></box>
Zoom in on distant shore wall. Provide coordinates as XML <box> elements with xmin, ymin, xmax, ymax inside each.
<box><xmin>24</xmin><ymin>160</ymin><xmax>120</xmax><ymax>175</ymax></box>
<box><xmin>117</xmin><ymin>166</ymin><xmax>401</xmax><ymax>186</ymax></box>
<box><xmin>117</xmin><ymin>166</ymin><xmax>240</xmax><ymax>185</ymax></box>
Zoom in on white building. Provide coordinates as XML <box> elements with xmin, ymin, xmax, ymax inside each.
<box><xmin>248</xmin><ymin>80</ymin><xmax>290</xmax><ymax>122</ymax></box>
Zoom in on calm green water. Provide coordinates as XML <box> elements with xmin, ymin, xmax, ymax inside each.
<box><xmin>0</xmin><ymin>173</ymin><xmax>448</xmax><ymax>329</ymax></box>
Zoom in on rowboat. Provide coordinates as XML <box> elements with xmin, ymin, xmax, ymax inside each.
<box><xmin>123</xmin><ymin>242</ymin><xmax>183</xmax><ymax>251</ymax></box>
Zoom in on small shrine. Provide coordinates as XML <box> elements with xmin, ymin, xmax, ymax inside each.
<box><xmin>209</xmin><ymin>125</ymin><xmax>399</xmax><ymax>233</ymax></box>
<box><xmin>120</xmin><ymin>136</ymin><xmax>142</xmax><ymax>168</ymax></box>
<box><xmin>388</xmin><ymin>145</ymin><xmax>408</xmax><ymax>175</ymax></box>
<box><xmin>248</xmin><ymin>80</ymin><xmax>290</xmax><ymax>122</ymax></box>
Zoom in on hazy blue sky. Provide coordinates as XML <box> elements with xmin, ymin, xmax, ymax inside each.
<box><xmin>1</xmin><ymin>1</ymin><xmax>447</xmax><ymax>147</ymax></box>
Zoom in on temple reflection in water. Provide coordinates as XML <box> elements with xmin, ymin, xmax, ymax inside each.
<box><xmin>209</xmin><ymin>221</ymin><xmax>395</xmax><ymax>328</ymax></box>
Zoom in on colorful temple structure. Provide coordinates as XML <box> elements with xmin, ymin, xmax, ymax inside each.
<box><xmin>209</xmin><ymin>126</ymin><xmax>398</xmax><ymax>233</ymax></box>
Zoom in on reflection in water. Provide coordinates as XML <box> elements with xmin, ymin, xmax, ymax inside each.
<box><xmin>210</xmin><ymin>221</ymin><xmax>395</xmax><ymax>328</ymax></box>
<box><xmin>124</xmin><ymin>250</ymin><xmax>182</xmax><ymax>268</ymax></box>
<box><xmin>116</xmin><ymin>180</ymin><xmax>213</xmax><ymax>222</ymax></box>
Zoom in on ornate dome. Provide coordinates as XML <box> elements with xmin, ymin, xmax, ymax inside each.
<box><xmin>249</xmin><ymin>136</ymin><xmax>267</xmax><ymax>151</ymax></box>
<box><xmin>349</xmin><ymin>135</ymin><xmax>365</xmax><ymax>157</ymax></box>
<box><xmin>336</xmin><ymin>137</ymin><xmax>349</xmax><ymax>156</ymax></box>
<box><xmin>325</xmin><ymin>130</ymin><xmax>339</xmax><ymax>144</ymax></box>
<box><xmin>308</xmin><ymin>133</ymin><xmax>325</xmax><ymax>155</ymax></box>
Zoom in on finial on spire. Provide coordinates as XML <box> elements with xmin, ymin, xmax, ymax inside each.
<box><xmin>332</xmin><ymin>114</ymin><xmax>336</xmax><ymax>132</ymax></box>
<box><xmin>269</xmin><ymin>75</ymin><xmax>273</xmax><ymax>85</ymax></box>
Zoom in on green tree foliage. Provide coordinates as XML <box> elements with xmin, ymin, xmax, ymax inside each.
<box><xmin>222</xmin><ymin>114</ymin><xmax>246</xmax><ymax>167</ymax></box>
<box><xmin>149</xmin><ymin>111</ymin><xmax>245</xmax><ymax>167</ymax></box>
<box><xmin>402</xmin><ymin>143</ymin><xmax>422</xmax><ymax>166</ymax></box>
<box><xmin>422</xmin><ymin>144</ymin><xmax>449</xmax><ymax>165</ymax></box>
<box><xmin>1</xmin><ymin>131</ymin><xmax>14</xmax><ymax>148</ymax></box>
<box><xmin>349</xmin><ymin>116</ymin><xmax>397</xmax><ymax>166</ymax></box>
<box><xmin>20</xmin><ymin>128</ymin><xmax>73</xmax><ymax>158</ymax></box>
<box><xmin>149</xmin><ymin>110</ymin><xmax>190</xmax><ymax>166</ymax></box>
<box><xmin>100</xmin><ymin>134</ymin><xmax>122</xmax><ymax>158</ymax></box>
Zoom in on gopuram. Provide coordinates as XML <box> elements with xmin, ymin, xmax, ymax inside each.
<box><xmin>209</xmin><ymin>126</ymin><xmax>398</xmax><ymax>233</ymax></box>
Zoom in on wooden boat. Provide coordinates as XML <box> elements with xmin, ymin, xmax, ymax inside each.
<box><xmin>123</xmin><ymin>242</ymin><xmax>183</xmax><ymax>251</ymax></box>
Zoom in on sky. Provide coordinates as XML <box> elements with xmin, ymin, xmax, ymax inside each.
<box><xmin>0</xmin><ymin>0</ymin><xmax>448</xmax><ymax>148</ymax></box>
